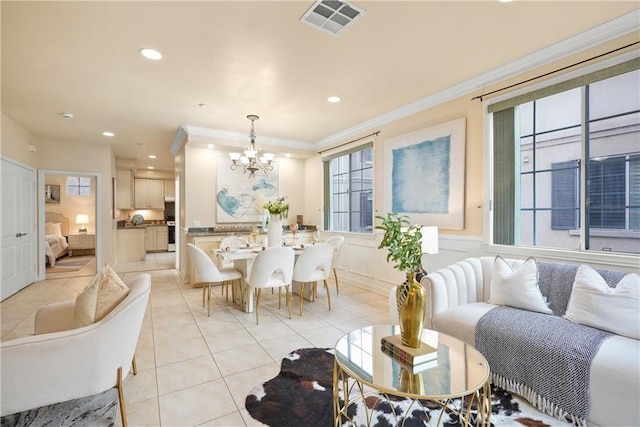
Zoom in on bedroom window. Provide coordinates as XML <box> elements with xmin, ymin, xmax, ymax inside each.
<box><xmin>491</xmin><ymin>60</ymin><xmax>639</xmax><ymax>254</ymax></box>
<box><xmin>322</xmin><ymin>137</ymin><xmax>374</xmax><ymax>233</ymax></box>
<box><xmin>66</xmin><ymin>176</ymin><xmax>92</xmax><ymax>196</ymax></box>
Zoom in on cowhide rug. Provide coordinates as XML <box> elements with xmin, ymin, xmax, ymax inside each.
<box><xmin>245</xmin><ymin>348</ymin><xmax>573</xmax><ymax>427</ymax></box>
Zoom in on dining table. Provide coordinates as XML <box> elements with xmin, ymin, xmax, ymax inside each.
<box><xmin>211</xmin><ymin>245</ymin><xmax>311</xmax><ymax>313</ymax></box>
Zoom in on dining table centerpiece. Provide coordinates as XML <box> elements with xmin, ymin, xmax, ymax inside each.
<box><xmin>376</xmin><ymin>212</ymin><xmax>426</xmax><ymax>348</ymax></box>
<box><xmin>263</xmin><ymin>196</ymin><xmax>289</xmax><ymax>247</ymax></box>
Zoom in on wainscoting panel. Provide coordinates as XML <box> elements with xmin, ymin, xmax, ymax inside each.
<box><xmin>336</xmin><ymin>233</ymin><xmax>484</xmax><ymax>296</ymax></box>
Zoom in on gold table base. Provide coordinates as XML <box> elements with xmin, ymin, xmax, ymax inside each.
<box><xmin>333</xmin><ymin>357</ymin><xmax>492</xmax><ymax>427</ymax></box>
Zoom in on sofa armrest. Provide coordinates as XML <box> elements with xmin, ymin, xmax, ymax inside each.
<box><xmin>34</xmin><ymin>301</ymin><xmax>76</xmax><ymax>334</ymax></box>
<box><xmin>422</xmin><ymin>258</ymin><xmax>486</xmax><ymax>328</ymax></box>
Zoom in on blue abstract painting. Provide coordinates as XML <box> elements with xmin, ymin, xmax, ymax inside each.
<box><xmin>392</xmin><ymin>135</ymin><xmax>451</xmax><ymax>214</ymax></box>
<box><xmin>216</xmin><ymin>157</ymin><xmax>279</xmax><ymax>223</ymax></box>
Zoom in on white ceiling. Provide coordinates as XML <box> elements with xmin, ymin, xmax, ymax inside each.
<box><xmin>2</xmin><ymin>1</ymin><xmax>638</xmax><ymax>172</ymax></box>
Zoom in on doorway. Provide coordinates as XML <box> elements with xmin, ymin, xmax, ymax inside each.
<box><xmin>39</xmin><ymin>171</ymin><xmax>99</xmax><ymax>280</ymax></box>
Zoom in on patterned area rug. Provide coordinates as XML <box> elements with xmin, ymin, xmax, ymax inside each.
<box><xmin>245</xmin><ymin>348</ymin><xmax>572</xmax><ymax>427</ymax></box>
<box><xmin>46</xmin><ymin>255</ymin><xmax>93</xmax><ymax>273</ymax></box>
<box><xmin>0</xmin><ymin>388</ymin><xmax>117</xmax><ymax>427</ymax></box>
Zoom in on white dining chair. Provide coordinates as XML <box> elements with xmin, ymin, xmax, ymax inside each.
<box><xmin>186</xmin><ymin>243</ymin><xmax>243</xmax><ymax>316</ymax></box>
<box><xmin>324</xmin><ymin>236</ymin><xmax>345</xmax><ymax>295</ymax></box>
<box><xmin>245</xmin><ymin>246</ymin><xmax>295</xmax><ymax>325</ymax></box>
<box><xmin>217</xmin><ymin>235</ymin><xmax>250</xmax><ymax>271</ymax></box>
<box><xmin>292</xmin><ymin>243</ymin><xmax>333</xmax><ymax>316</ymax></box>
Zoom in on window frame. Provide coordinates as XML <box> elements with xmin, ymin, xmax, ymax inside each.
<box><xmin>486</xmin><ymin>54</ymin><xmax>640</xmax><ymax>257</ymax></box>
<box><xmin>66</xmin><ymin>176</ymin><xmax>92</xmax><ymax>196</ymax></box>
<box><xmin>322</xmin><ymin>138</ymin><xmax>374</xmax><ymax>234</ymax></box>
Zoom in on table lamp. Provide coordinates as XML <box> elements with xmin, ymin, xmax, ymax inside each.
<box><xmin>420</xmin><ymin>226</ymin><xmax>439</xmax><ymax>255</ymax></box>
<box><xmin>76</xmin><ymin>214</ymin><xmax>89</xmax><ymax>234</ymax></box>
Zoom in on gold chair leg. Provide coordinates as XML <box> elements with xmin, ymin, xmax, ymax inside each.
<box><xmin>299</xmin><ymin>282</ymin><xmax>306</xmax><ymax>316</ymax></box>
<box><xmin>255</xmin><ymin>288</ymin><xmax>262</xmax><ymax>325</ymax></box>
<box><xmin>115</xmin><ymin>367</ymin><xmax>127</xmax><ymax>427</ymax></box>
<box><xmin>324</xmin><ymin>279</ymin><xmax>331</xmax><ymax>310</ymax></box>
<box><xmin>131</xmin><ymin>355</ymin><xmax>138</xmax><ymax>375</ymax></box>
<box><xmin>202</xmin><ymin>282</ymin><xmax>206</xmax><ymax>308</ymax></box>
<box><xmin>286</xmin><ymin>286</ymin><xmax>291</xmax><ymax>319</ymax></box>
<box><xmin>333</xmin><ymin>268</ymin><xmax>339</xmax><ymax>295</ymax></box>
<box><xmin>207</xmin><ymin>283</ymin><xmax>212</xmax><ymax>317</ymax></box>
<box><xmin>278</xmin><ymin>287</ymin><xmax>282</xmax><ymax>309</ymax></box>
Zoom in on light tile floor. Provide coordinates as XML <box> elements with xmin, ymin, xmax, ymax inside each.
<box><xmin>0</xmin><ymin>252</ymin><xmax>391</xmax><ymax>426</ymax></box>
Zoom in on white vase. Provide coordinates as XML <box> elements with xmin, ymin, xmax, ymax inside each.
<box><xmin>267</xmin><ymin>214</ymin><xmax>283</xmax><ymax>247</ymax></box>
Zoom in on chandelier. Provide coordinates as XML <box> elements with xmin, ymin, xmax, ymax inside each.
<box><xmin>229</xmin><ymin>115</ymin><xmax>275</xmax><ymax>175</ymax></box>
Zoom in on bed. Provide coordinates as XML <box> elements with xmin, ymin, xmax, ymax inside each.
<box><xmin>45</xmin><ymin>213</ymin><xmax>69</xmax><ymax>267</ymax></box>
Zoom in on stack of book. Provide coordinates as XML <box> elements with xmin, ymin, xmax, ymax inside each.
<box><xmin>381</xmin><ymin>335</ymin><xmax>438</xmax><ymax>373</ymax></box>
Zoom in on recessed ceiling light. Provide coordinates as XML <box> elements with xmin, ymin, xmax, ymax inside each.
<box><xmin>328</xmin><ymin>96</ymin><xmax>341</xmax><ymax>103</ymax></box>
<box><xmin>207</xmin><ymin>144</ymin><xmax>214</xmax><ymax>149</ymax></box>
<box><xmin>61</xmin><ymin>112</ymin><xmax>74</xmax><ymax>119</ymax></box>
<box><xmin>102</xmin><ymin>131</ymin><xmax>115</xmax><ymax>137</ymax></box>
<box><xmin>148</xmin><ymin>155</ymin><xmax>157</xmax><ymax>159</ymax></box>
<box><xmin>285</xmin><ymin>153</ymin><xmax>291</xmax><ymax>158</ymax></box>
<box><xmin>139</xmin><ymin>48</ymin><xmax>162</xmax><ymax>60</ymax></box>
<box><xmin>147</xmin><ymin>166</ymin><xmax>155</xmax><ymax>170</ymax></box>
<box><xmin>199</xmin><ymin>103</ymin><xmax>207</xmax><ymax>108</ymax></box>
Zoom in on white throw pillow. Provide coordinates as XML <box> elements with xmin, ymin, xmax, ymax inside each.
<box><xmin>45</xmin><ymin>222</ymin><xmax>62</xmax><ymax>236</ymax></box>
<box><xmin>488</xmin><ymin>256</ymin><xmax>553</xmax><ymax>314</ymax></box>
<box><xmin>564</xmin><ymin>265</ymin><xmax>640</xmax><ymax>339</ymax></box>
<box><xmin>73</xmin><ymin>264</ymin><xmax>129</xmax><ymax>327</ymax></box>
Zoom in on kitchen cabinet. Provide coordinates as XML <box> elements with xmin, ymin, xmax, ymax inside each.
<box><xmin>164</xmin><ymin>180</ymin><xmax>175</xmax><ymax>199</ymax></box>
<box><xmin>116</xmin><ymin>169</ymin><xmax>134</xmax><ymax>210</ymax></box>
<box><xmin>146</xmin><ymin>225</ymin><xmax>168</xmax><ymax>252</ymax></box>
<box><xmin>134</xmin><ymin>179</ymin><xmax>164</xmax><ymax>209</ymax></box>
<box><xmin>117</xmin><ymin>228</ymin><xmax>146</xmax><ymax>262</ymax></box>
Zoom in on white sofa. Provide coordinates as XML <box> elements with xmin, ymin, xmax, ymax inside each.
<box><xmin>1</xmin><ymin>273</ymin><xmax>151</xmax><ymax>426</ymax></box>
<box><xmin>389</xmin><ymin>257</ymin><xmax>640</xmax><ymax>427</ymax></box>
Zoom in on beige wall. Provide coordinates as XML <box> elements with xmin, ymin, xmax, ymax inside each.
<box><xmin>1</xmin><ymin>114</ymin><xmax>38</xmax><ymax>168</ymax></box>
<box><xmin>184</xmin><ymin>144</ymin><xmax>307</xmax><ymax>228</ymax></box>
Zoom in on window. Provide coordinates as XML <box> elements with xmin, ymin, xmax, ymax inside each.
<box><xmin>66</xmin><ymin>176</ymin><xmax>92</xmax><ymax>196</ymax></box>
<box><xmin>491</xmin><ymin>61</ymin><xmax>639</xmax><ymax>254</ymax></box>
<box><xmin>323</xmin><ymin>142</ymin><xmax>373</xmax><ymax>233</ymax></box>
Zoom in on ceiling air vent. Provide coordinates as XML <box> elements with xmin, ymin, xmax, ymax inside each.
<box><xmin>300</xmin><ymin>0</ymin><xmax>365</xmax><ymax>36</ymax></box>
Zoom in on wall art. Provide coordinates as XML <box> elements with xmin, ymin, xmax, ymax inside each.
<box><xmin>384</xmin><ymin>117</ymin><xmax>466</xmax><ymax>229</ymax></box>
<box><xmin>216</xmin><ymin>157</ymin><xmax>279</xmax><ymax>223</ymax></box>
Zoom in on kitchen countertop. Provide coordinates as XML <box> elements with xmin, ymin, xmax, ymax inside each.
<box><xmin>117</xmin><ymin>223</ymin><xmax>169</xmax><ymax>229</ymax></box>
<box><xmin>186</xmin><ymin>225</ymin><xmax>316</xmax><ymax>237</ymax></box>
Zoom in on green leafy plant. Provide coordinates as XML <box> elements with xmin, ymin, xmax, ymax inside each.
<box><xmin>263</xmin><ymin>196</ymin><xmax>289</xmax><ymax>218</ymax></box>
<box><xmin>376</xmin><ymin>212</ymin><xmax>423</xmax><ymax>272</ymax></box>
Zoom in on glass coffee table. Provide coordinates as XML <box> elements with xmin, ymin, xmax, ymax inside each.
<box><xmin>333</xmin><ymin>325</ymin><xmax>491</xmax><ymax>427</ymax></box>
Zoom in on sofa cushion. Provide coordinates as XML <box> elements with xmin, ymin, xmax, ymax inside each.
<box><xmin>432</xmin><ymin>302</ymin><xmax>495</xmax><ymax>346</ymax></box>
<box><xmin>73</xmin><ymin>264</ymin><xmax>129</xmax><ymax>327</ymax></box>
<box><xmin>488</xmin><ymin>256</ymin><xmax>552</xmax><ymax>314</ymax></box>
<box><xmin>564</xmin><ymin>264</ymin><xmax>640</xmax><ymax>339</ymax></box>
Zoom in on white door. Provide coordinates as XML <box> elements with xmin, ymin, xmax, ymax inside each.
<box><xmin>1</xmin><ymin>158</ymin><xmax>36</xmax><ymax>300</ymax></box>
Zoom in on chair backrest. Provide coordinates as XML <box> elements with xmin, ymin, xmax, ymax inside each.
<box><xmin>248</xmin><ymin>246</ymin><xmax>294</xmax><ymax>288</ymax></box>
<box><xmin>220</xmin><ymin>235</ymin><xmax>249</xmax><ymax>250</ymax></box>
<box><xmin>293</xmin><ymin>243</ymin><xmax>334</xmax><ymax>282</ymax></box>
<box><xmin>324</xmin><ymin>236</ymin><xmax>345</xmax><ymax>268</ymax></box>
<box><xmin>187</xmin><ymin>243</ymin><xmax>224</xmax><ymax>283</ymax></box>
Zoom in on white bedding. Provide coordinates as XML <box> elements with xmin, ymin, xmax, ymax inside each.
<box><xmin>45</xmin><ymin>235</ymin><xmax>69</xmax><ymax>266</ymax></box>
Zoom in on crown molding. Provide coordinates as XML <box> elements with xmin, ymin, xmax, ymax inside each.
<box><xmin>313</xmin><ymin>10</ymin><xmax>640</xmax><ymax>151</ymax></box>
<box><xmin>181</xmin><ymin>125</ymin><xmax>309</xmax><ymax>150</ymax></box>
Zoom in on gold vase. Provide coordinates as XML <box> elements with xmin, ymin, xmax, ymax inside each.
<box><xmin>397</xmin><ymin>368</ymin><xmax>424</xmax><ymax>394</ymax></box>
<box><xmin>395</xmin><ymin>271</ymin><xmax>425</xmax><ymax>348</ymax></box>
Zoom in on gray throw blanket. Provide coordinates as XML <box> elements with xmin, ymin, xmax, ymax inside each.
<box><xmin>475</xmin><ymin>306</ymin><xmax>612</xmax><ymax>426</ymax></box>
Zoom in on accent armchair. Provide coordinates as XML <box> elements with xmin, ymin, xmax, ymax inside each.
<box><xmin>0</xmin><ymin>273</ymin><xmax>151</xmax><ymax>427</ymax></box>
